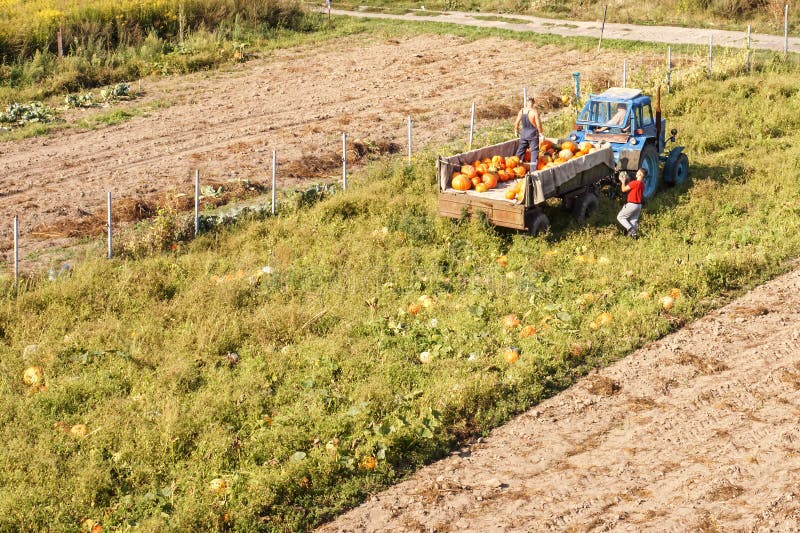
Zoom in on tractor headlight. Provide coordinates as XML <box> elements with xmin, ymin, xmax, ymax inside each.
<box><xmin>629</xmin><ymin>137</ymin><xmax>637</xmax><ymax>145</ymax></box>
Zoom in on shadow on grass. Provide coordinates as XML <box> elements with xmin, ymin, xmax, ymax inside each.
<box><xmin>492</xmin><ymin>161</ymin><xmax>738</xmax><ymax>244</ymax></box>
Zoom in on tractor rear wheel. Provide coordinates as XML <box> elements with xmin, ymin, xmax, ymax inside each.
<box><xmin>639</xmin><ymin>144</ymin><xmax>660</xmax><ymax>200</ymax></box>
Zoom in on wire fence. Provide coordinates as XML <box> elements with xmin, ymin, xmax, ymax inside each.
<box><xmin>3</xmin><ymin>7</ymin><xmax>792</xmax><ymax>285</ymax></box>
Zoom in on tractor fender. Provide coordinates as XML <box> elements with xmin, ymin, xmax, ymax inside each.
<box><xmin>662</xmin><ymin>146</ymin><xmax>685</xmax><ymax>185</ymax></box>
<box><xmin>615</xmin><ymin>148</ymin><xmax>643</xmax><ymax>172</ymax></box>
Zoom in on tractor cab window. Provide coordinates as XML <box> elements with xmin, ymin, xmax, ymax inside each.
<box><xmin>638</xmin><ymin>104</ymin><xmax>654</xmax><ymax>126</ymax></box>
<box><xmin>579</xmin><ymin>101</ymin><xmax>610</xmax><ymax>123</ymax></box>
<box><xmin>580</xmin><ymin>101</ymin><xmax>629</xmax><ymax>131</ymax></box>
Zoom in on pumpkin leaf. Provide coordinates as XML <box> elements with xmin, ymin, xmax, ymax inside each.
<box><xmin>346</xmin><ymin>401</ymin><xmax>369</xmax><ymax>417</ymax></box>
<box><xmin>468</xmin><ymin>305</ymin><xmax>484</xmax><ymax>317</ymax></box>
<box><xmin>556</xmin><ymin>312</ymin><xmax>572</xmax><ymax>323</ymax></box>
<box><xmin>290</xmin><ymin>451</ymin><xmax>307</xmax><ymax>462</ymax></box>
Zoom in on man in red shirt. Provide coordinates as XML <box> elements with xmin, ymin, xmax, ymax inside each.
<box><xmin>617</xmin><ymin>168</ymin><xmax>647</xmax><ymax>238</ymax></box>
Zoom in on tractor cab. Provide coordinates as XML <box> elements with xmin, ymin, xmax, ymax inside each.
<box><xmin>567</xmin><ymin>87</ymin><xmax>687</xmax><ymax>200</ymax></box>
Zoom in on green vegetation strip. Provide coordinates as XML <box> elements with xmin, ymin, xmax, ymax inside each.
<box><xmin>1</xmin><ymin>64</ymin><xmax>800</xmax><ymax>530</ymax></box>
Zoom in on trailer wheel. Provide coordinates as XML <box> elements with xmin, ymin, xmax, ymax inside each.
<box><xmin>526</xmin><ymin>212</ymin><xmax>550</xmax><ymax>237</ymax></box>
<box><xmin>639</xmin><ymin>144</ymin><xmax>660</xmax><ymax>200</ymax></box>
<box><xmin>573</xmin><ymin>192</ymin><xmax>599</xmax><ymax>223</ymax></box>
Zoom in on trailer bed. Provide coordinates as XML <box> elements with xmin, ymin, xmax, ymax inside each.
<box><xmin>436</xmin><ymin>138</ymin><xmax>615</xmax><ymax>231</ymax></box>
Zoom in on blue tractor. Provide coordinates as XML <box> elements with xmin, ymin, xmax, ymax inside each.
<box><xmin>566</xmin><ymin>87</ymin><xmax>689</xmax><ymax>200</ymax></box>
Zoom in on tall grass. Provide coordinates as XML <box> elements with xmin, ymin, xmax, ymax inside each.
<box><xmin>0</xmin><ymin>0</ymin><xmax>318</xmax><ymax>103</ymax></box>
<box><xmin>0</xmin><ymin>0</ymin><xmax>310</xmax><ymax>60</ymax></box>
<box><xmin>1</xmin><ymin>54</ymin><xmax>799</xmax><ymax>530</ymax></box>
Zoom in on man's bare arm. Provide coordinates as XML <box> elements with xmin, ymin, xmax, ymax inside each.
<box><xmin>531</xmin><ymin>109</ymin><xmax>544</xmax><ymax>137</ymax></box>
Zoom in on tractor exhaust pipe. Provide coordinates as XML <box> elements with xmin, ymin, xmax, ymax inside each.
<box><xmin>655</xmin><ymin>85</ymin><xmax>662</xmax><ymax>152</ymax></box>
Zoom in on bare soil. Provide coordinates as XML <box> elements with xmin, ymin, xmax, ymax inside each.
<box><xmin>319</xmin><ymin>265</ymin><xmax>800</xmax><ymax>532</ymax></box>
<box><xmin>0</xmin><ymin>34</ymin><xmax>651</xmax><ymax>267</ymax></box>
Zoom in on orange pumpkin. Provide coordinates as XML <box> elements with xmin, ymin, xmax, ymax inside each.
<box><xmin>471</xmin><ymin>176</ymin><xmax>482</xmax><ymax>188</ymax></box>
<box><xmin>536</xmin><ymin>160</ymin><xmax>547</xmax><ymax>171</ymax></box>
<box><xmin>504</xmin><ymin>188</ymin><xmax>517</xmax><ymax>200</ymax></box>
<box><xmin>558</xmin><ymin>148</ymin><xmax>574</xmax><ymax>160</ymax></box>
<box><xmin>482</xmin><ymin>157</ymin><xmax>492</xmax><ymax>165</ymax></box>
<box><xmin>475</xmin><ymin>163</ymin><xmax>488</xmax><ymax>176</ymax></box>
<box><xmin>482</xmin><ymin>172</ymin><xmax>499</xmax><ymax>189</ymax></box>
<box><xmin>491</xmin><ymin>155</ymin><xmax>504</xmax><ymax>167</ymax></box>
<box><xmin>561</xmin><ymin>141</ymin><xmax>577</xmax><ymax>152</ymax></box>
<box><xmin>461</xmin><ymin>165</ymin><xmax>477</xmax><ymax>179</ymax></box>
<box><xmin>578</xmin><ymin>141</ymin><xmax>593</xmax><ymax>152</ymax></box>
<box><xmin>540</xmin><ymin>139</ymin><xmax>554</xmax><ymax>151</ymax></box>
<box><xmin>475</xmin><ymin>182</ymin><xmax>489</xmax><ymax>193</ymax></box>
<box><xmin>502</xmin><ymin>348</ymin><xmax>520</xmax><ymax>364</ymax></box>
<box><xmin>513</xmin><ymin>166</ymin><xmax>527</xmax><ymax>178</ymax></box>
<box><xmin>506</xmin><ymin>159</ymin><xmax>518</xmax><ymax>170</ymax></box>
<box><xmin>502</xmin><ymin>314</ymin><xmax>521</xmax><ymax>330</ymax></box>
<box><xmin>523</xmin><ymin>148</ymin><xmax>531</xmax><ymax>162</ymax></box>
<box><xmin>497</xmin><ymin>169</ymin><xmax>510</xmax><ymax>182</ymax></box>
<box><xmin>451</xmin><ymin>173</ymin><xmax>472</xmax><ymax>191</ymax></box>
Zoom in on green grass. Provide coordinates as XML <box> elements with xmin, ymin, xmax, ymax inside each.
<box><xmin>2</xmin><ymin>52</ymin><xmax>800</xmax><ymax>530</ymax></box>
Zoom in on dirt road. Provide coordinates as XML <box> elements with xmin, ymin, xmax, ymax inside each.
<box><xmin>1</xmin><ymin>34</ymin><xmax>645</xmax><ymax>265</ymax></box>
<box><xmin>328</xmin><ymin>8</ymin><xmax>800</xmax><ymax>53</ymax></box>
<box><xmin>319</xmin><ymin>265</ymin><xmax>800</xmax><ymax>531</ymax></box>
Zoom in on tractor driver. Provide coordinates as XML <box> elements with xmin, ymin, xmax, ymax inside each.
<box><xmin>514</xmin><ymin>96</ymin><xmax>544</xmax><ymax>163</ymax></box>
<box><xmin>597</xmin><ymin>103</ymin><xmax>629</xmax><ymax>132</ymax></box>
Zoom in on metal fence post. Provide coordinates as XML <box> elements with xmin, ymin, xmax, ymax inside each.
<box><xmin>785</xmin><ymin>3</ymin><xmax>790</xmax><ymax>56</ymax></box>
<box><xmin>622</xmin><ymin>59</ymin><xmax>627</xmax><ymax>88</ymax></box>
<box><xmin>666</xmin><ymin>46</ymin><xmax>672</xmax><ymax>94</ymax></box>
<box><xmin>468</xmin><ymin>101</ymin><xmax>475</xmax><ymax>151</ymax></box>
<box><xmin>194</xmin><ymin>169</ymin><xmax>200</xmax><ymax>236</ymax></box>
<box><xmin>407</xmin><ymin>116</ymin><xmax>412</xmax><ymax>164</ymax></box>
<box><xmin>271</xmin><ymin>149</ymin><xmax>277</xmax><ymax>215</ymax></box>
<box><xmin>597</xmin><ymin>5</ymin><xmax>607</xmax><ymax>51</ymax></box>
<box><xmin>708</xmin><ymin>35</ymin><xmax>713</xmax><ymax>78</ymax></box>
<box><xmin>572</xmin><ymin>72</ymin><xmax>580</xmax><ymax>103</ymax></box>
<box><xmin>342</xmin><ymin>132</ymin><xmax>347</xmax><ymax>191</ymax></box>
<box><xmin>107</xmin><ymin>192</ymin><xmax>113</xmax><ymax>259</ymax></box>
<box><xmin>746</xmin><ymin>25</ymin><xmax>752</xmax><ymax>72</ymax></box>
<box><xmin>13</xmin><ymin>215</ymin><xmax>19</xmax><ymax>285</ymax></box>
